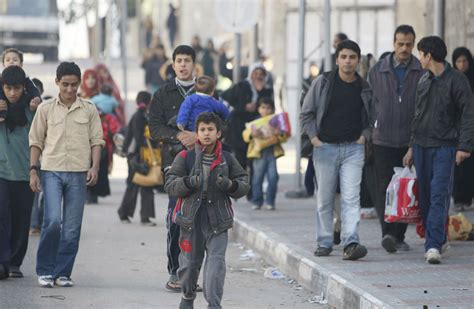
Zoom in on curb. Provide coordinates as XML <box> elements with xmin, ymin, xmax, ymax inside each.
<box><xmin>231</xmin><ymin>218</ymin><xmax>394</xmax><ymax>309</ymax></box>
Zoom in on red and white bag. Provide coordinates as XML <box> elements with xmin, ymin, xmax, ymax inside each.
<box><xmin>385</xmin><ymin>167</ymin><xmax>421</xmax><ymax>224</ymax></box>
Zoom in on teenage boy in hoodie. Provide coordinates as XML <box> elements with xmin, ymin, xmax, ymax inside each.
<box><xmin>0</xmin><ymin>66</ymin><xmax>37</xmax><ymax>279</ymax></box>
<box><xmin>165</xmin><ymin>112</ymin><xmax>249</xmax><ymax>309</ymax></box>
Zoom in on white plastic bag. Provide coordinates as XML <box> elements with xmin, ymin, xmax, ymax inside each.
<box><xmin>385</xmin><ymin>167</ymin><xmax>421</xmax><ymax>223</ymax></box>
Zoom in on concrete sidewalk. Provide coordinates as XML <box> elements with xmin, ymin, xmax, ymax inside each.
<box><xmin>230</xmin><ymin>173</ymin><xmax>474</xmax><ymax>309</ymax></box>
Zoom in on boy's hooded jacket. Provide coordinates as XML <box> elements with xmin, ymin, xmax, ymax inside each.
<box><xmin>164</xmin><ymin>141</ymin><xmax>249</xmax><ymax>233</ymax></box>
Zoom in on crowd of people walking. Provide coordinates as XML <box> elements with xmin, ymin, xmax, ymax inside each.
<box><xmin>0</xmin><ymin>21</ymin><xmax>473</xmax><ymax>309</ymax></box>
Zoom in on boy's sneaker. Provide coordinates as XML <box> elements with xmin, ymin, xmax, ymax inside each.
<box><xmin>314</xmin><ymin>246</ymin><xmax>332</xmax><ymax>256</ymax></box>
<box><xmin>425</xmin><ymin>248</ymin><xmax>441</xmax><ymax>264</ymax></box>
<box><xmin>252</xmin><ymin>204</ymin><xmax>261</xmax><ymax>210</ymax></box>
<box><xmin>38</xmin><ymin>275</ymin><xmax>54</xmax><ymax>288</ymax></box>
<box><xmin>55</xmin><ymin>276</ymin><xmax>74</xmax><ymax>287</ymax></box>
<box><xmin>264</xmin><ymin>204</ymin><xmax>275</xmax><ymax>210</ymax></box>
<box><xmin>343</xmin><ymin>243</ymin><xmax>368</xmax><ymax>260</ymax></box>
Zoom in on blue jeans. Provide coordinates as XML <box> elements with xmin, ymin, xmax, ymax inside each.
<box><xmin>313</xmin><ymin>142</ymin><xmax>364</xmax><ymax>248</ymax></box>
<box><xmin>251</xmin><ymin>148</ymin><xmax>279</xmax><ymax>207</ymax></box>
<box><xmin>36</xmin><ymin>171</ymin><xmax>87</xmax><ymax>277</ymax></box>
<box><xmin>412</xmin><ymin>144</ymin><xmax>455</xmax><ymax>251</ymax></box>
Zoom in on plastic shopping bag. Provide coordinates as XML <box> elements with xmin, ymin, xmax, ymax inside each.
<box><xmin>384</xmin><ymin>167</ymin><xmax>421</xmax><ymax>224</ymax></box>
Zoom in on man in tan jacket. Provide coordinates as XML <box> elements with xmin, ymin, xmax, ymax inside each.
<box><xmin>29</xmin><ymin>62</ymin><xmax>104</xmax><ymax>288</ymax></box>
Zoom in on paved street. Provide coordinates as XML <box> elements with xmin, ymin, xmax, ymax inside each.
<box><xmin>0</xmin><ymin>156</ymin><xmax>325</xmax><ymax>309</ymax></box>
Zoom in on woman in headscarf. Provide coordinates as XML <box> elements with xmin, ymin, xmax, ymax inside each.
<box><xmin>451</xmin><ymin>47</ymin><xmax>474</xmax><ymax>211</ymax></box>
<box><xmin>80</xmin><ymin>69</ymin><xmax>99</xmax><ymax>100</ymax></box>
<box><xmin>95</xmin><ymin>63</ymin><xmax>126</xmax><ymax>126</ymax></box>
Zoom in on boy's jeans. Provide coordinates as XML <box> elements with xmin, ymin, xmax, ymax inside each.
<box><xmin>313</xmin><ymin>142</ymin><xmax>364</xmax><ymax>248</ymax></box>
<box><xmin>178</xmin><ymin>205</ymin><xmax>227</xmax><ymax>309</ymax></box>
<box><xmin>412</xmin><ymin>145</ymin><xmax>455</xmax><ymax>251</ymax></box>
<box><xmin>251</xmin><ymin>148</ymin><xmax>279</xmax><ymax>207</ymax></box>
<box><xmin>36</xmin><ymin>171</ymin><xmax>87</xmax><ymax>278</ymax></box>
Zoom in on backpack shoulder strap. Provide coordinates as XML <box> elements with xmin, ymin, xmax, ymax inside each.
<box><xmin>222</xmin><ymin>151</ymin><xmax>234</xmax><ymax>172</ymax></box>
<box><xmin>184</xmin><ymin>149</ymin><xmax>196</xmax><ymax>174</ymax></box>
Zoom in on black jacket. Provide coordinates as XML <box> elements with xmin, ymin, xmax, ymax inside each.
<box><xmin>221</xmin><ymin>80</ymin><xmax>273</xmax><ymax>151</ymax></box>
<box><xmin>149</xmin><ymin>80</ymin><xmax>195</xmax><ymax>168</ymax></box>
<box><xmin>412</xmin><ymin>63</ymin><xmax>474</xmax><ymax>152</ymax></box>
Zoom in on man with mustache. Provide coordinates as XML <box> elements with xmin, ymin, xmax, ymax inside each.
<box><xmin>368</xmin><ymin>25</ymin><xmax>424</xmax><ymax>253</ymax></box>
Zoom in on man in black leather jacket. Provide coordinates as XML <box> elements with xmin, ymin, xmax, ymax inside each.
<box><xmin>403</xmin><ymin>36</ymin><xmax>474</xmax><ymax>264</ymax></box>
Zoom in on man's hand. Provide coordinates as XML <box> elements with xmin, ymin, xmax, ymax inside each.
<box><xmin>356</xmin><ymin>135</ymin><xmax>366</xmax><ymax>145</ymax></box>
<box><xmin>177</xmin><ymin>130</ymin><xmax>197</xmax><ymax>149</ymax></box>
<box><xmin>30</xmin><ymin>171</ymin><xmax>42</xmax><ymax>193</ymax></box>
<box><xmin>216</xmin><ymin>174</ymin><xmax>233</xmax><ymax>191</ymax></box>
<box><xmin>403</xmin><ymin>147</ymin><xmax>413</xmax><ymax>167</ymax></box>
<box><xmin>311</xmin><ymin>136</ymin><xmax>323</xmax><ymax>147</ymax></box>
<box><xmin>0</xmin><ymin>99</ymin><xmax>7</xmax><ymax>111</ymax></box>
<box><xmin>245</xmin><ymin>102</ymin><xmax>257</xmax><ymax>113</ymax></box>
<box><xmin>30</xmin><ymin>97</ymin><xmax>41</xmax><ymax>111</ymax></box>
<box><xmin>456</xmin><ymin>150</ymin><xmax>471</xmax><ymax>165</ymax></box>
<box><xmin>86</xmin><ymin>166</ymin><xmax>99</xmax><ymax>186</ymax></box>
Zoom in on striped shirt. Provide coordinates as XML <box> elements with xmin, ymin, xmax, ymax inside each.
<box><xmin>202</xmin><ymin>153</ymin><xmax>215</xmax><ymax>199</ymax></box>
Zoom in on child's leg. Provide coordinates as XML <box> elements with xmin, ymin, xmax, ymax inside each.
<box><xmin>203</xmin><ymin>230</ymin><xmax>228</xmax><ymax>309</ymax></box>
<box><xmin>177</xmin><ymin>207</ymin><xmax>206</xmax><ymax>302</ymax></box>
<box><xmin>265</xmin><ymin>153</ymin><xmax>279</xmax><ymax>207</ymax></box>
<box><xmin>250</xmin><ymin>157</ymin><xmax>267</xmax><ymax>208</ymax></box>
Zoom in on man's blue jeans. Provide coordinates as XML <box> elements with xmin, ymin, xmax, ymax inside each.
<box><xmin>36</xmin><ymin>171</ymin><xmax>87</xmax><ymax>278</ymax></box>
<box><xmin>412</xmin><ymin>144</ymin><xmax>455</xmax><ymax>252</ymax></box>
<box><xmin>251</xmin><ymin>148</ymin><xmax>279</xmax><ymax>207</ymax></box>
<box><xmin>313</xmin><ymin>142</ymin><xmax>364</xmax><ymax>248</ymax></box>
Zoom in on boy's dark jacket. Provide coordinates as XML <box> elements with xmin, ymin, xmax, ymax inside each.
<box><xmin>164</xmin><ymin>140</ymin><xmax>249</xmax><ymax>233</ymax></box>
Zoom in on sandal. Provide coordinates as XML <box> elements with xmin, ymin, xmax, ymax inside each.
<box><xmin>165</xmin><ymin>280</ymin><xmax>181</xmax><ymax>292</ymax></box>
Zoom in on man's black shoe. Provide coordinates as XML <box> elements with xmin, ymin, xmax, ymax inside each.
<box><xmin>9</xmin><ymin>266</ymin><xmax>23</xmax><ymax>278</ymax></box>
<box><xmin>314</xmin><ymin>246</ymin><xmax>332</xmax><ymax>256</ymax></box>
<box><xmin>343</xmin><ymin>243</ymin><xmax>367</xmax><ymax>260</ymax></box>
<box><xmin>381</xmin><ymin>234</ymin><xmax>397</xmax><ymax>253</ymax></box>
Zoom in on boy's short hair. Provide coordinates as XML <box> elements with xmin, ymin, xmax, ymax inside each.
<box><xmin>136</xmin><ymin>91</ymin><xmax>152</xmax><ymax>105</ymax></box>
<box><xmin>257</xmin><ymin>97</ymin><xmax>275</xmax><ymax>112</ymax></box>
<box><xmin>195</xmin><ymin>75</ymin><xmax>215</xmax><ymax>94</ymax></box>
<box><xmin>394</xmin><ymin>25</ymin><xmax>416</xmax><ymax>42</ymax></box>
<box><xmin>32</xmin><ymin>78</ymin><xmax>44</xmax><ymax>95</ymax></box>
<box><xmin>100</xmin><ymin>84</ymin><xmax>113</xmax><ymax>95</ymax></box>
<box><xmin>172</xmin><ymin>45</ymin><xmax>196</xmax><ymax>63</ymax></box>
<box><xmin>56</xmin><ymin>62</ymin><xmax>81</xmax><ymax>81</ymax></box>
<box><xmin>335</xmin><ymin>40</ymin><xmax>361</xmax><ymax>59</ymax></box>
<box><xmin>417</xmin><ymin>36</ymin><xmax>447</xmax><ymax>63</ymax></box>
<box><xmin>1</xmin><ymin>48</ymin><xmax>23</xmax><ymax>65</ymax></box>
<box><xmin>195</xmin><ymin>112</ymin><xmax>222</xmax><ymax>132</ymax></box>
<box><xmin>335</xmin><ymin>32</ymin><xmax>348</xmax><ymax>42</ymax></box>
<box><xmin>1</xmin><ymin>65</ymin><xmax>26</xmax><ymax>86</ymax></box>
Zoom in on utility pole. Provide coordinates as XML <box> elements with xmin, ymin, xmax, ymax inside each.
<box><xmin>324</xmin><ymin>0</ymin><xmax>332</xmax><ymax>72</ymax></box>
<box><xmin>233</xmin><ymin>33</ymin><xmax>242</xmax><ymax>83</ymax></box>
<box><xmin>120</xmin><ymin>0</ymin><xmax>128</xmax><ymax>113</ymax></box>
<box><xmin>434</xmin><ymin>0</ymin><xmax>444</xmax><ymax>38</ymax></box>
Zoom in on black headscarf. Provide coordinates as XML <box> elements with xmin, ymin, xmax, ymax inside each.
<box><xmin>452</xmin><ymin>47</ymin><xmax>474</xmax><ymax>91</ymax></box>
<box><xmin>5</xmin><ymin>94</ymin><xmax>29</xmax><ymax>132</ymax></box>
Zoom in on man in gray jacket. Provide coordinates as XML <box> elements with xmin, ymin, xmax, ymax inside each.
<box><xmin>368</xmin><ymin>25</ymin><xmax>424</xmax><ymax>253</ymax></box>
<box><xmin>300</xmin><ymin>40</ymin><xmax>372</xmax><ymax>260</ymax></box>
<box><xmin>403</xmin><ymin>36</ymin><xmax>474</xmax><ymax>264</ymax></box>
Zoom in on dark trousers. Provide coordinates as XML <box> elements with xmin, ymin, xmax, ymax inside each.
<box><xmin>304</xmin><ymin>157</ymin><xmax>315</xmax><ymax>196</ymax></box>
<box><xmin>453</xmin><ymin>156</ymin><xmax>474</xmax><ymax>204</ymax></box>
<box><xmin>373</xmin><ymin>145</ymin><xmax>408</xmax><ymax>241</ymax></box>
<box><xmin>413</xmin><ymin>145</ymin><xmax>455</xmax><ymax>251</ymax></box>
<box><xmin>167</xmin><ymin>196</ymin><xmax>180</xmax><ymax>276</ymax></box>
<box><xmin>0</xmin><ymin>178</ymin><xmax>35</xmax><ymax>268</ymax></box>
<box><xmin>118</xmin><ymin>185</ymin><xmax>155</xmax><ymax>221</ymax></box>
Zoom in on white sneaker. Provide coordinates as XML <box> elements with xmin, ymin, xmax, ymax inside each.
<box><xmin>38</xmin><ymin>275</ymin><xmax>54</xmax><ymax>288</ymax></box>
<box><xmin>264</xmin><ymin>204</ymin><xmax>275</xmax><ymax>210</ymax></box>
<box><xmin>55</xmin><ymin>276</ymin><xmax>74</xmax><ymax>287</ymax></box>
<box><xmin>425</xmin><ymin>248</ymin><xmax>441</xmax><ymax>264</ymax></box>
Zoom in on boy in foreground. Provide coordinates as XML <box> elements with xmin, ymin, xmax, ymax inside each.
<box><xmin>165</xmin><ymin>112</ymin><xmax>249</xmax><ymax>309</ymax></box>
